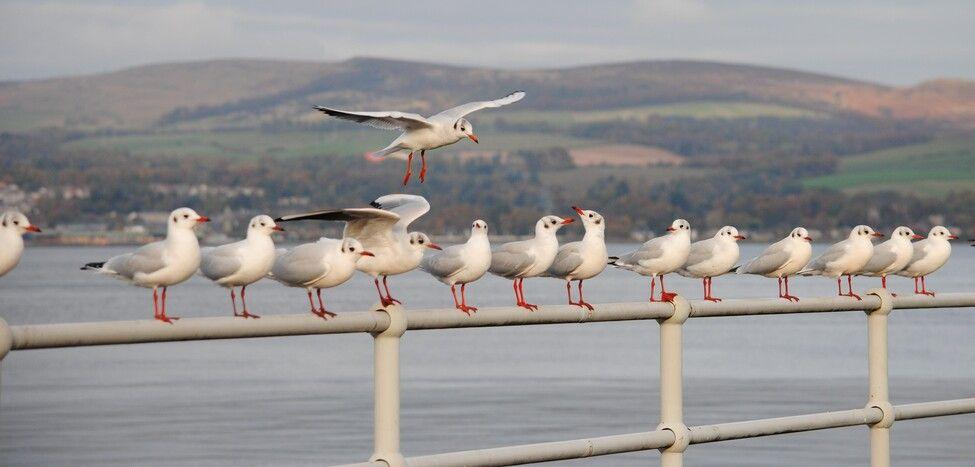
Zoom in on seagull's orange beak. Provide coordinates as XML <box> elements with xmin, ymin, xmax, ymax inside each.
<box><xmin>272</xmin><ymin>225</ymin><xmax>285</xmax><ymax>232</ymax></box>
<box><xmin>948</xmin><ymin>234</ymin><xmax>959</xmax><ymax>240</ymax></box>
<box><xmin>197</xmin><ymin>216</ymin><xmax>211</xmax><ymax>223</ymax></box>
<box><xmin>561</xmin><ymin>217</ymin><xmax>574</xmax><ymax>224</ymax></box>
<box><xmin>360</xmin><ymin>250</ymin><xmax>375</xmax><ymax>257</ymax></box>
<box><xmin>666</xmin><ymin>227</ymin><xmax>676</xmax><ymax>232</ymax></box>
<box><xmin>734</xmin><ymin>235</ymin><xmax>747</xmax><ymax>240</ymax></box>
<box><xmin>911</xmin><ymin>234</ymin><xmax>924</xmax><ymax>240</ymax></box>
<box><xmin>426</xmin><ymin>243</ymin><xmax>443</xmax><ymax>250</ymax></box>
<box><xmin>872</xmin><ymin>232</ymin><xmax>884</xmax><ymax>237</ymax></box>
<box><xmin>804</xmin><ymin>236</ymin><xmax>813</xmax><ymax>242</ymax></box>
<box><xmin>572</xmin><ymin>206</ymin><xmax>585</xmax><ymax>215</ymax></box>
<box><xmin>468</xmin><ymin>134</ymin><xmax>479</xmax><ymax>144</ymax></box>
<box><xmin>26</xmin><ymin>224</ymin><xmax>42</xmax><ymax>233</ymax></box>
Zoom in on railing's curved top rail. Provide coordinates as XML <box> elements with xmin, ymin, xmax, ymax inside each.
<box><xmin>2</xmin><ymin>293</ymin><xmax>974</xmax><ymax>354</ymax></box>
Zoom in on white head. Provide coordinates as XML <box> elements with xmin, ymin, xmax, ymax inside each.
<box><xmin>890</xmin><ymin>226</ymin><xmax>922</xmax><ymax>242</ymax></box>
<box><xmin>788</xmin><ymin>227</ymin><xmax>812</xmax><ymax>242</ymax></box>
<box><xmin>340</xmin><ymin>238</ymin><xmax>374</xmax><ymax>257</ymax></box>
<box><xmin>572</xmin><ymin>206</ymin><xmax>605</xmax><ymax>233</ymax></box>
<box><xmin>453</xmin><ymin>118</ymin><xmax>478</xmax><ymax>144</ymax></box>
<box><xmin>926</xmin><ymin>225</ymin><xmax>958</xmax><ymax>241</ymax></box>
<box><xmin>714</xmin><ymin>225</ymin><xmax>746</xmax><ymax>242</ymax></box>
<box><xmin>470</xmin><ymin>219</ymin><xmax>488</xmax><ymax>236</ymax></box>
<box><xmin>168</xmin><ymin>207</ymin><xmax>209</xmax><ymax>232</ymax></box>
<box><xmin>1</xmin><ymin>211</ymin><xmax>41</xmax><ymax>235</ymax></box>
<box><xmin>408</xmin><ymin>232</ymin><xmax>442</xmax><ymax>251</ymax></box>
<box><xmin>666</xmin><ymin>218</ymin><xmax>691</xmax><ymax>235</ymax></box>
<box><xmin>535</xmin><ymin>215</ymin><xmax>573</xmax><ymax>236</ymax></box>
<box><xmin>849</xmin><ymin>225</ymin><xmax>883</xmax><ymax>240</ymax></box>
<box><xmin>247</xmin><ymin>214</ymin><xmax>284</xmax><ymax>237</ymax></box>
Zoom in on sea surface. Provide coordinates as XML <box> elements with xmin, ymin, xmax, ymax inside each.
<box><xmin>1</xmin><ymin>244</ymin><xmax>973</xmax><ymax>466</ymax></box>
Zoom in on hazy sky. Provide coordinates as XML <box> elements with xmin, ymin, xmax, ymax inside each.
<box><xmin>1</xmin><ymin>0</ymin><xmax>973</xmax><ymax>85</ymax></box>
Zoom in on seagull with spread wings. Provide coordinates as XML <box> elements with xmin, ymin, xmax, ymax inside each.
<box><xmin>314</xmin><ymin>91</ymin><xmax>525</xmax><ymax>185</ymax></box>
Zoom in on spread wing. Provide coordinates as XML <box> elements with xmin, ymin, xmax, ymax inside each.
<box><xmin>275</xmin><ymin>208</ymin><xmax>399</xmax><ymax>247</ymax></box>
<box><xmin>200</xmin><ymin>244</ymin><xmax>243</xmax><ymax>281</ymax></box>
<box><xmin>421</xmin><ymin>247</ymin><xmax>467</xmax><ymax>278</ymax></box>
<box><xmin>313</xmin><ymin>107</ymin><xmax>433</xmax><ymax>131</ymax></box>
<box><xmin>431</xmin><ymin>91</ymin><xmax>526</xmax><ymax>122</ymax></box>
<box><xmin>369</xmin><ymin>194</ymin><xmax>430</xmax><ymax>234</ymax></box>
<box><xmin>741</xmin><ymin>243</ymin><xmax>791</xmax><ymax>275</ymax></box>
<box><xmin>545</xmin><ymin>242</ymin><xmax>584</xmax><ymax>278</ymax></box>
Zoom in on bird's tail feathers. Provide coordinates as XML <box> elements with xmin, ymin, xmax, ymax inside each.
<box><xmin>81</xmin><ymin>261</ymin><xmax>106</xmax><ymax>271</ymax></box>
<box><xmin>364</xmin><ymin>146</ymin><xmax>408</xmax><ymax>162</ymax></box>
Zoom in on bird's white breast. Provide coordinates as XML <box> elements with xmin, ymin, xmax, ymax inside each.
<box><xmin>0</xmin><ymin>229</ymin><xmax>25</xmax><ymax>277</ymax></box>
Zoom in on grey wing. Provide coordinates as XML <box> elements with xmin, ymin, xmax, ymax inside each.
<box><xmin>861</xmin><ymin>245</ymin><xmax>896</xmax><ymax>273</ymax></box>
<box><xmin>683</xmin><ymin>240</ymin><xmax>717</xmax><ymax>268</ymax></box>
<box><xmin>431</xmin><ymin>91</ymin><xmax>526</xmax><ymax>122</ymax></box>
<box><xmin>546</xmin><ymin>243</ymin><xmax>584</xmax><ymax>277</ymax></box>
<box><xmin>313</xmin><ymin>107</ymin><xmax>433</xmax><ymax>131</ymax></box>
<box><xmin>200</xmin><ymin>245</ymin><xmax>243</xmax><ymax>281</ymax></box>
<box><xmin>370</xmin><ymin>194</ymin><xmax>430</xmax><ymax>233</ymax></box>
<box><xmin>271</xmin><ymin>244</ymin><xmax>330</xmax><ymax>286</ymax></box>
<box><xmin>421</xmin><ymin>249</ymin><xmax>467</xmax><ymax>278</ymax></box>
<box><xmin>489</xmin><ymin>249</ymin><xmax>535</xmax><ymax>277</ymax></box>
<box><xmin>620</xmin><ymin>240</ymin><xmax>665</xmax><ymax>265</ymax></box>
<box><xmin>806</xmin><ymin>242</ymin><xmax>849</xmax><ymax>271</ymax></box>
<box><xmin>113</xmin><ymin>241</ymin><xmax>168</xmax><ymax>278</ymax></box>
<box><xmin>275</xmin><ymin>208</ymin><xmax>399</xmax><ymax>247</ymax></box>
<box><xmin>742</xmin><ymin>245</ymin><xmax>791</xmax><ymax>275</ymax></box>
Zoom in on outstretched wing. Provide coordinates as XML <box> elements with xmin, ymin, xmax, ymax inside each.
<box><xmin>370</xmin><ymin>194</ymin><xmax>430</xmax><ymax>234</ymax></box>
<box><xmin>275</xmin><ymin>208</ymin><xmax>399</xmax><ymax>248</ymax></box>
<box><xmin>431</xmin><ymin>91</ymin><xmax>526</xmax><ymax>122</ymax></box>
<box><xmin>313</xmin><ymin>107</ymin><xmax>433</xmax><ymax>131</ymax></box>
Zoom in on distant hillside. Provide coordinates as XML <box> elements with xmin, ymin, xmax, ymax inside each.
<box><xmin>2</xmin><ymin>57</ymin><xmax>974</xmax><ymax>132</ymax></box>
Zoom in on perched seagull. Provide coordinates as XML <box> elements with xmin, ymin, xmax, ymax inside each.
<box><xmin>609</xmin><ymin>219</ymin><xmax>692</xmax><ymax>302</ymax></box>
<box><xmin>0</xmin><ymin>211</ymin><xmax>42</xmax><ymax>278</ymax></box>
<box><xmin>276</xmin><ymin>194</ymin><xmax>440</xmax><ymax>307</ymax></box>
<box><xmin>543</xmin><ymin>207</ymin><xmax>608</xmax><ymax>310</ymax></box>
<box><xmin>490</xmin><ymin>214</ymin><xmax>574</xmax><ymax>311</ymax></box>
<box><xmin>896</xmin><ymin>225</ymin><xmax>957</xmax><ymax>296</ymax></box>
<box><xmin>200</xmin><ymin>215</ymin><xmax>284</xmax><ymax>319</ymax></box>
<box><xmin>82</xmin><ymin>207</ymin><xmax>210</xmax><ymax>323</ymax></box>
<box><xmin>269</xmin><ymin>237</ymin><xmax>373</xmax><ymax>318</ymax></box>
<box><xmin>799</xmin><ymin>225</ymin><xmax>883</xmax><ymax>300</ymax></box>
<box><xmin>677</xmin><ymin>226</ymin><xmax>745</xmax><ymax>302</ymax></box>
<box><xmin>737</xmin><ymin>227</ymin><xmax>812</xmax><ymax>301</ymax></box>
<box><xmin>858</xmin><ymin>226</ymin><xmax>923</xmax><ymax>293</ymax></box>
<box><xmin>420</xmin><ymin>219</ymin><xmax>492</xmax><ymax>315</ymax></box>
<box><xmin>314</xmin><ymin>91</ymin><xmax>526</xmax><ymax>185</ymax></box>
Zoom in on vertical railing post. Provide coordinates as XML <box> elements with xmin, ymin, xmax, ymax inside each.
<box><xmin>657</xmin><ymin>296</ymin><xmax>691</xmax><ymax>467</ymax></box>
<box><xmin>369</xmin><ymin>304</ymin><xmax>408</xmax><ymax>467</ymax></box>
<box><xmin>0</xmin><ymin>317</ymin><xmax>12</xmax><ymax>404</ymax></box>
<box><xmin>865</xmin><ymin>289</ymin><xmax>894</xmax><ymax>467</ymax></box>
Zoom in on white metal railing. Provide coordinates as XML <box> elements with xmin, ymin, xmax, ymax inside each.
<box><xmin>1</xmin><ymin>289</ymin><xmax>974</xmax><ymax>466</ymax></box>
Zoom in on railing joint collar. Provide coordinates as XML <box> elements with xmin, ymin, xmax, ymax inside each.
<box><xmin>868</xmin><ymin>401</ymin><xmax>895</xmax><ymax>429</ymax></box>
<box><xmin>372</xmin><ymin>304</ymin><xmax>407</xmax><ymax>338</ymax></box>
<box><xmin>656</xmin><ymin>422</ymin><xmax>690</xmax><ymax>453</ymax></box>
<box><xmin>865</xmin><ymin>288</ymin><xmax>894</xmax><ymax>316</ymax></box>
<box><xmin>659</xmin><ymin>295</ymin><xmax>691</xmax><ymax>325</ymax></box>
<box><xmin>0</xmin><ymin>317</ymin><xmax>11</xmax><ymax>361</ymax></box>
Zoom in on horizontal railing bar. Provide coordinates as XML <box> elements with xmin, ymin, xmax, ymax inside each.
<box><xmin>334</xmin><ymin>398</ymin><xmax>975</xmax><ymax>467</ymax></box>
<box><xmin>7</xmin><ymin>293</ymin><xmax>975</xmax><ymax>351</ymax></box>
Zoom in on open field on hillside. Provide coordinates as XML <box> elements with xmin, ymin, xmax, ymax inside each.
<box><xmin>803</xmin><ymin>138</ymin><xmax>975</xmax><ymax>196</ymax></box>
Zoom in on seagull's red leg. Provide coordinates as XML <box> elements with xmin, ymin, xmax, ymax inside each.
<box><xmin>239</xmin><ymin>285</ymin><xmax>260</xmax><ymax>318</ymax></box>
<box><xmin>880</xmin><ymin>275</ymin><xmax>897</xmax><ymax>297</ymax></box>
<box><xmin>921</xmin><ymin>276</ymin><xmax>936</xmax><ymax>296</ymax></box>
<box><xmin>704</xmin><ymin>277</ymin><xmax>722</xmax><ymax>302</ymax></box>
<box><xmin>837</xmin><ymin>277</ymin><xmax>843</xmax><ymax>296</ymax></box>
<box><xmin>157</xmin><ymin>286</ymin><xmax>178</xmax><ymax>323</ymax></box>
<box><xmin>783</xmin><ymin>276</ymin><xmax>800</xmax><ymax>301</ymax></box>
<box><xmin>451</xmin><ymin>284</ymin><xmax>469</xmax><ymax>315</ymax></box>
<box><xmin>402</xmin><ymin>151</ymin><xmax>414</xmax><ymax>186</ymax></box>
<box><xmin>383</xmin><ymin>276</ymin><xmax>401</xmax><ymax>305</ymax></box>
<box><xmin>846</xmin><ymin>274</ymin><xmax>861</xmax><ymax>300</ymax></box>
<box><xmin>648</xmin><ymin>276</ymin><xmax>658</xmax><ymax>302</ymax></box>
<box><xmin>230</xmin><ymin>287</ymin><xmax>241</xmax><ymax>317</ymax></box>
<box><xmin>374</xmin><ymin>278</ymin><xmax>392</xmax><ymax>307</ymax></box>
<box><xmin>152</xmin><ymin>287</ymin><xmax>160</xmax><ymax>320</ymax></box>
<box><xmin>419</xmin><ymin>150</ymin><xmax>427</xmax><ymax>183</ymax></box>
<box><xmin>777</xmin><ymin>277</ymin><xmax>784</xmax><ymax>299</ymax></box>
<box><xmin>461</xmin><ymin>283</ymin><xmax>477</xmax><ymax>313</ymax></box>
<box><xmin>576</xmin><ymin>280</ymin><xmax>594</xmax><ymax>311</ymax></box>
<box><xmin>518</xmin><ymin>278</ymin><xmax>537</xmax><ymax>311</ymax></box>
<box><xmin>308</xmin><ymin>290</ymin><xmax>324</xmax><ymax>317</ymax></box>
<box><xmin>660</xmin><ymin>274</ymin><xmax>677</xmax><ymax>302</ymax></box>
<box><xmin>317</xmin><ymin>289</ymin><xmax>337</xmax><ymax>317</ymax></box>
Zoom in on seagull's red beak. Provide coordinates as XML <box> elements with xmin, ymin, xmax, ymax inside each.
<box><xmin>468</xmin><ymin>134</ymin><xmax>479</xmax><ymax>144</ymax></box>
<box><xmin>872</xmin><ymin>232</ymin><xmax>884</xmax><ymax>237</ymax></box>
<box><xmin>26</xmin><ymin>224</ymin><xmax>41</xmax><ymax>233</ymax></box>
<box><xmin>561</xmin><ymin>217</ymin><xmax>575</xmax><ymax>224</ymax></box>
<box><xmin>272</xmin><ymin>225</ymin><xmax>285</xmax><ymax>232</ymax></box>
<box><xmin>197</xmin><ymin>216</ymin><xmax>211</xmax><ymax>223</ymax></box>
<box><xmin>572</xmin><ymin>206</ymin><xmax>585</xmax><ymax>215</ymax></box>
<box><xmin>948</xmin><ymin>234</ymin><xmax>959</xmax><ymax>240</ymax></box>
<box><xmin>666</xmin><ymin>227</ymin><xmax>676</xmax><ymax>232</ymax></box>
<box><xmin>360</xmin><ymin>250</ymin><xmax>375</xmax><ymax>257</ymax></box>
<box><xmin>911</xmin><ymin>234</ymin><xmax>924</xmax><ymax>240</ymax></box>
<box><xmin>804</xmin><ymin>236</ymin><xmax>813</xmax><ymax>242</ymax></box>
<box><xmin>426</xmin><ymin>243</ymin><xmax>443</xmax><ymax>250</ymax></box>
<box><xmin>734</xmin><ymin>235</ymin><xmax>747</xmax><ymax>240</ymax></box>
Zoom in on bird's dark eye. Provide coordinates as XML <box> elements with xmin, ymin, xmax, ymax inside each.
<box><xmin>419</xmin><ymin>239</ymin><xmax>424</xmax><ymax>244</ymax></box>
<box><xmin>173</xmin><ymin>216</ymin><xmax>178</xmax><ymax>222</ymax></box>
<box><xmin>551</xmin><ymin>220</ymin><xmax>557</xmax><ymax>225</ymax></box>
<box><xmin>183</xmin><ymin>214</ymin><xmax>189</xmax><ymax>219</ymax></box>
<box><xmin>13</xmin><ymin>221</ymin><xmax>19</xmax><ymax>225</ymax></box>
<box><xmin>588</xmin><ymin>214</ymin><xmax>593</xmax><ymax>218</ymax></box>
<box><xmin>350</xmin><ymin>247</ymin><xmax>355</xmax><ymax>252</ymax></box>
<box><xmin>595</xmin><ymin>219</ymin><xmax>601</xmax><ymax>225</ymax></box>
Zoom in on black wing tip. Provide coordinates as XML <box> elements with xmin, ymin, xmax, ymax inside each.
<box><xmin>607</xmin><ymin>256</ymin><xmax>620</xmax><ymax>265</ymax></box>
<box><xmin>82</xmin><ymin>261</ymin><xmax>105</xmax><ymax>271</ymax></box>
<box><xmin>369</xmin><ymin>200</ymin><xmax>382</xmax><ymax>208</ymax></box>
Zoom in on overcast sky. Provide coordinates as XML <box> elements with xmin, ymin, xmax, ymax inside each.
<box><xmin>1</xmin><ymin>0</ymin><xmax>973</xmax><ymax>85</ymax></box>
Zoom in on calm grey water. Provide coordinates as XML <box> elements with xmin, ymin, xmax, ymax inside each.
<box><xmin>1</xmin><ymin>244</ymin><xmax>973</xmax><ymax>466</ymax></box>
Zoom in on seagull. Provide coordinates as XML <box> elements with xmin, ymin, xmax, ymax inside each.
<box><xmin>737</xmin><ymin>227</ymin><xmax>812</xmax><ymax>301</ymax></box>
<box><xmin>799</xmin><ymin>225</ymin><xmax>883</xmax><ymax>300</ymax></box>
<box><xmin>610</xmin><ymin>219</ymin><xmax>692</xmax><ymax>302</ymax></box>
<box><xmin>276</xmin><ymin>194</ymin><xmax>440</xmax><ymax>307</ymax></box>
<box><xmin>420</xmin><ymin>219</ymin><xmax>492</xmax><ymax>315</ymax></box>
<box><xmin>82</xmin><ymin>207</ymin><xmax>210</xmax><ymax>323</ymax></box>
<box><xmin>269</xmin><ymin>237</ymin><xmax>373</xmax><ymax>318</ymax></box>
<box><xmin>896</xmin><ymin>225</ymin><xmax>957</xmax><ymax>296</ymax></box>
<box><xmin>858</xmin><ymin>226</ymin><xmax>923</xmax><ymax>294</ymax></box>
<box><xmin>677</xmin><ymin>226</ymin><xmax>745</xmax><ymax>302</ymax></box>
<box><xmin>490</xmin><ymin>214</ymin><xmax>574</xmax><ymax>311</ymax></box>
<box><xmin>200</xmin><ymin>215</ymin><xmax>284</xmax><ymax>319</ymax></box>
<box><xmin>543</xmin><ymin>207</ymin><xmax>608</xmax><ymax>311</ymax></box>
<box><xmin>0</xmin><ymin>211</ymin><xmax>42</xmax><ymax>279</ymax></box>
<box><xmin>314</xmin><ymin>91</ymin><xmax>526</xmax><ymax>185</ymax></box>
